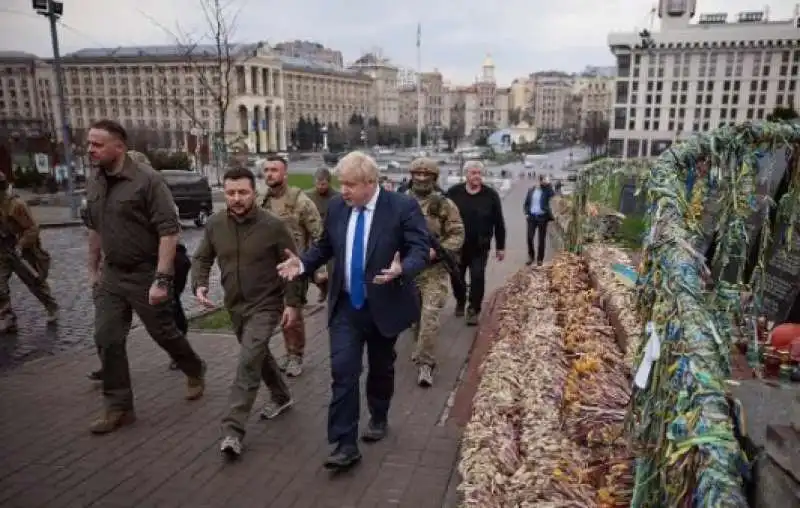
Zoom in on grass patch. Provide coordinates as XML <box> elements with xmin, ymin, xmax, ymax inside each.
<box><xmin>615</xmin><ymin>214</ymin><xmax>648</xmax><ymax>250</ymax></box>
<box><xmin>286</xmin><ymin>173</ymin><xmax>339</xmax><ymax>191</ymax></box>
<box><xmin>190</xmin><ymin>308</ymin><xmax>233</xmax><ymax>331</ymax></box>
<box><xmin>587</xmin><ymin>173</ymin><xmax>624</xmax><ymax>209</ymax></box>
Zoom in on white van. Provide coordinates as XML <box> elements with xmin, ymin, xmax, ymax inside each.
<box><xmin>524</xmin><ymin>154</ymin><xmax>547</xmax><ymax>169</ymax></box>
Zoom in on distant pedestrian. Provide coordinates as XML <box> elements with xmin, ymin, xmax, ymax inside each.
<box><xmin>84</xmin><ymin>120</ymin><xmax>206</xmax><ymax>435</ymax></box>
<box><xmin>445</xmin><ymin>160</ymin><xmax>506</xmax><ymax>326</ymax></box>
<box><xmin>523</xmin><ymin>174</ymin><xmax>555</xmax><ymax>266</ymax></box>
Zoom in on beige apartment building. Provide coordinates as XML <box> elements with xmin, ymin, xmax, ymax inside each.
<box><xmin>528</xmin><ymin>71</ymin><xmax>575</xmax><ymax>133</ymax></box>
<box><xmin>509</xmin><ymin>77</ymin><xmax>532</xmax><ymax>115</ymax></box>
<box><xmin>350</xmin><ymin>53</ymin><xmax>400</xmax><ymax>126</ymax></box>
<box><xmin>279</xmin><ymin>55</ymin><xmax>372</xmax><ymax>132</ymax></box>
<box><xmin>49</xmin><ymin>43</ymin><xmax>287</xmax><ymax>152</ymax></box>
<box><xmin>458</xmin><ymin>56</ymin><xmax>510</xmax><ymax>137</ymax></box>
<box><xmin>398</xmin><ymin>70</ymin><xmax>450</xmax><ymax>133</ymax></box>
<box><xmin>1</xmin><ymin>42</ymin><xmax>375</xmax><ymax>154</ymax></box>
<box><xmin>0</xmin><ymin>51</ymin><xmax>55</xmax><ymax>137</ymax></box>
<box><xmin>572</xmin><ymin>74</ymin><xmax>614</xmax><ymax>134</ymax></box>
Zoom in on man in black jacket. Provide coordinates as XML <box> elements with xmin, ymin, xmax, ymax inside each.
<box><xmin>445</xmin><ymin>161</ymin><xmax>506</xmax><ymax>326</ymax></box>
<box><xmin>523</xmin><ymin>175</ymin><xmax>555</xmax><ymax>266</ymax></box>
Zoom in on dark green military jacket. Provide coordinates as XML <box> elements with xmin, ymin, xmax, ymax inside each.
<box><xmin>85</xmin><ymin>154</ymin><xmax>180</xmax><ymax>272</ymax></box>
<box><xmin>305</xmin><ymin>188</ymin><xmax>340</xmax><ymax>223</ymax></box>
<box><xmin>191</xmin><ymin>205</ymin><xmax>303</xmax><ymax>316</ymax></box>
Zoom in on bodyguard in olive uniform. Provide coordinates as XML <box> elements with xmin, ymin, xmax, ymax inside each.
<box><xmin>305</xmin><ymin>167</ymin><xmax>339</xmax><ymax>303</ymax></box>
<box><xmin>84</xmin><ymin>120</ymin><xmax>206</xmax><ymax>435</ymax></box>
<box><xmin>192</xmin><ymin>167</ymin><xmax>302</xmax><ymax>459</ymax></box>
<box><xmin>405</xmin><ymin>158</ymin><xmax>464</xmax><ymax>387</ymax></box>
<box><xmin>260</xmin><ymin>155</ymin><xmax>323</xmax><ymax>377</ymax></box>
<box><xmin>0</xmin><ymin>172</ymin><xmax>59</xmax><ymax>333</ymax></box>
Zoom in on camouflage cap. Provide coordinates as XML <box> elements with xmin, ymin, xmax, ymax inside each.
<box><xmin>409</xmin><ymin>157</ymin><xmax>439</xmax><ymax>177</ymax></box>
<box><xmin>127</xmin><ymin>150</ymin><xmax>152</xmax><ymax>166</ymax></box>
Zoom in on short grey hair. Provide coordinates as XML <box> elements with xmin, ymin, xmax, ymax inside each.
<box><xmin>336</xmin><ymin>151</ymin><xmax>379</xmax><ymax>184</ymax></box>
<box><xmin>314</xmin><ymin>167</ymin><xmax>332</xmax><ymax>182</ymax></box>
<box><xmin>463</xmin><ymin>160</ymin><xmax>484</xmax><ymax>172</ymax></box>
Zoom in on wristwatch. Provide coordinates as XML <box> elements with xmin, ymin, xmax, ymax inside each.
<box><xmin>154</xmin><ymin>272</ymin><xmax>174</xmax><ymax>289</ymax></box>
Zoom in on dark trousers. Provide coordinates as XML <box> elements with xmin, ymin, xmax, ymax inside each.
<box><xmin>174</xmin><ymin>294</ymin><xmax>188</xmax><ymax>335</ymax></box>
<box><xmin>94</xmin><ymin>290</ymin><xmax>189</xmax><ymax>367</ymax></box>
<box><xmin>328</xmin><ymin>297</ymin><xmax>397</xmax><ymax>447</ymax></box>
<box><xmin>452</xmin><ymin>247</ymin><xmax>489</xmax><ymax>313</ymax></box>
<box><xmin>93</xmin><ymin>274</ymin><xmax>204</xmax><ymax>411</ymax></box>
<box><xmin>526</xmin><ymin>216</ymin><xmax>549</xmax><ymax>263</ymax></box>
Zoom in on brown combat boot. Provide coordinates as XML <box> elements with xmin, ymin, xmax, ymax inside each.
<box><xmin>89</xmin><ymin>410</ymin><xmax>136</xmax><ymax>435</ymax></box>
<box><xmin>185</xmin><ymin>361</ymin><xmax>206</xmax><ymax>400</ymax></box>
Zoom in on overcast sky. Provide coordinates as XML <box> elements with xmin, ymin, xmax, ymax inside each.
<box><xmin>0</xmin><ymin>0</ymin><xmax>795</xmax><ymax>84</ymax></box>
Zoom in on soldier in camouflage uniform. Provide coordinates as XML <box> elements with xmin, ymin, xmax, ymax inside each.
<box><xmin>261</xmin><ymin>155</ymin><xmax>323</xmax><ymax>377</ymax></box>
<box><xmin>305</xmin><ymin>167</ymin><xmax>339</xmax><ymax>302</ymax></box>
<box><xmin>406</xmin><ymin>157</ymin><xmax>464</xmax><ymax>387</ymax></box>
<box><xmin>0</xmin><ymin>171</ymin><xmax>59</xmax><ymax>333</ymax></box>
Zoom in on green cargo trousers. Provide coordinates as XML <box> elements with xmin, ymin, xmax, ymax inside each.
<box><xmin>93</xmin><ymin>272</ymin><xmax>204</xmax><ymax>411</ymax></box>
<box><xmin>0</xmin><ymin>250</ymin><xmax>58</xmax><ymax>321</ymax></box>
<box><xmin>221</xmin><ymin>310</ymin><xmax>292</xmax><ymax>439</ymax></box>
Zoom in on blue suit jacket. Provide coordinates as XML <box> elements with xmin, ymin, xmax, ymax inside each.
<box><xmin>300</xmin><ymin>189</ymin><xmax>430</xmax><ymax>337</ymax></box>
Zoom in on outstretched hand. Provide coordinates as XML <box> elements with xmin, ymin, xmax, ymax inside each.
<box><xmin>195</xmin><ymin>286</ymin><xmax>216</xmax><ymax>308</ymax></box>
<box><xmin>277</xmin><ymin>249</ymin><xmax>302</xmax><ymax>280</ymax></box>
<box><xmin>373</xmin><ymin>252</ymin><xmax>403</xmax><ymax>285</ymax></box>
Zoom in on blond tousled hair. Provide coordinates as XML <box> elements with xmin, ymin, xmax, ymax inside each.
<box><xmin>336</xmin><ymin>151</ymin><xmax>379</xmax><ymax>184</ymax></box>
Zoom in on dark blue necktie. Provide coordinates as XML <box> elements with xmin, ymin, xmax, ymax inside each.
<box><xmin>349</xmin><ymin>207</ymin><xmax>366</xmax><ymax>309</ymax></box>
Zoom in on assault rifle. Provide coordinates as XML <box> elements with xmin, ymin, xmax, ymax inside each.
<box><xmin>430</xmin><ymin>234</ymin><xmax>466</xmax><ymax>298</ymax></box>
<box><xmin>0</xmin><ymin>225</ymin><xmax>51</xmax><ymax>307</ymax></box>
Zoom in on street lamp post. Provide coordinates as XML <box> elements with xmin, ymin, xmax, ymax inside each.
<box><xmin>33</xmin><ymin>0</ymin><xmax>78</xmax><ymax>218</ymax></box>
<box><xmin>320</xmin><ymin>125</ymin><xmax>328</xmax><ymax>152</ymax></box>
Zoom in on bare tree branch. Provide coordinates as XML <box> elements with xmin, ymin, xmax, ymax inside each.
<box><xmin>139</xmin><ymin>0</ymin><xmax>248</xmax><ymax>156</ymax></box>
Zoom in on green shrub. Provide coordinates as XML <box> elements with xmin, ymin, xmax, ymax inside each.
<box><xmin>616</xmin><ymin>214</ymin><xmax>648</xmax><ymax>249</ymax></box>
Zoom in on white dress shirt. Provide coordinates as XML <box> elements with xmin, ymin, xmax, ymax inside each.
<box><xmin>343</xmin><ymin>186</ymin><xmax>380</xmax><ymax>293</ymax></box>
<box><xmin>298</xmin><ymin>187</ymin><xmax>381</xmax><ymax>292</ymax></box>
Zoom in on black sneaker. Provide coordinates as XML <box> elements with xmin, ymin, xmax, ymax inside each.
<box><xmin>454</xmin><ymin>304</ymin><xmax>465</xmax><ymax>318</ymax></box>
<box><xmin>87</xmin><ymin>369</ymin><xmax>103</xmax><ymax>381</ymax></box>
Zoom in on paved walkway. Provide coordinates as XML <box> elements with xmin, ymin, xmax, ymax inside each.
<box><xmin>0</xmin><ymin>184</ymin><xmax>535</xmax><ymax>508</ymax></box>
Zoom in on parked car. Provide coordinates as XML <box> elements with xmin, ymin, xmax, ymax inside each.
<box><xmin>80</xmin><ymin>169</ymin><xmax>213</xmax><ymax>228</ymax></box>
<box><xmin>323</xmin><ymin>151</ymin><xmax>344</xmax><ymax>166</ymax></box>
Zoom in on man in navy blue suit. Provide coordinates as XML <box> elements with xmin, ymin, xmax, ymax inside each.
<box><xmin>278</xmin><ymin>150</ymin><xmax>430</xmax><ymax>471</ymax></box>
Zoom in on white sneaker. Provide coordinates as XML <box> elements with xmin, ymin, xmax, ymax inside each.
<box><xmin>220</xmin><ymin>435</ymin><xmax>243</xmax><ymax>459</ymax></box>
<box><xmin>284</xmin><ymin>356</ymin><xmax>303</xmax><ymax>377</ymax></box>
<box><xmin>259</xmin><ymin>398</ymin><xmax>294</xmax><ymax>420</ymax></box>
<box><xmin>417</xmin><ymin>365</ymin><xmax>434</xmax><ymax>387</ymax></box>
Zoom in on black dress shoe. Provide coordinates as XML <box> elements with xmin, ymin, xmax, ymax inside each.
<box><xmin>87</xmin><ymin>369</ymin><xmax>103</xmax><ymax>381</ymax></box>
<box><xmin>361</xmin><ymin>421</ymin><xmax>388</xmax><ymax>443</ymax></box>
<box><xmin>324</xmin><ymin>445</ymin><xmax>362</xmax><ymax>471</ymax></box>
